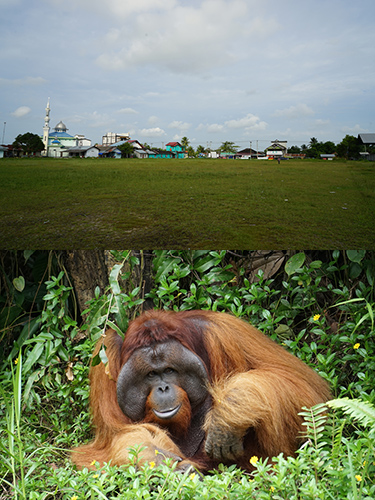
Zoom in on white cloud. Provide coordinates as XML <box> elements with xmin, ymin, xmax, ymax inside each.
<box><xmin>341</xmin><ymin>124</ymin><xmax>368</xmax><ymax>135</ymax></box>
<box><xmin>315</xmin><ymin>119</ymin><xmax>330</xmax><ymax>126</ymax></box>
<box><xmin>207</xmin><ymin>124</ymin><xmax>225</xmax><ymax>133</ymax></box>
<box><xmin>69</xmin><ymin>111</ymin><xmax>116</xmax><ymax>129</ymax></box>
<box><xmin>168</xmin><ymin>121</ymin><xmax>191</xmax><ymax>132</ymax></box>
<box><xmin>138</xmin><ymin>127</ymin><xmax>166</xmax><ymax>137</ymax></box>
<box><xmin>148</xmin><ymin>116</ymin><xmax>159</xmax><ymax>126</ymax></box>
<box><xmin>225</xmin><ymin>114</ymin><xmax>267</xmax><ymax>131</ymax></box>
<box><xmin>11</xmin><ymin>106</ymin><xmax>31</xmax><ymax>118</ymax></box>
<box><xmin>197</xmin><ymin>114</ymin><xmax>267</xmax><ymax>135</ymax></box>
<box><xmin>273</xmin><ymin>104</ymin><xmax>315</xmax><ymax>119</ymax></box>
<box><xmin>117</xmin><ymin>107</ymin><xmax>138</xmax><ymax>114</ymax></box>
<box><xmin>96</xmin><ymin>0</ymin><xmax>250</xmax><ymax>74</ymax></box>
<box><xmin>74</xmin><ymin>0</ymin><xmax>177</xmax><ymax>17</ymax></box>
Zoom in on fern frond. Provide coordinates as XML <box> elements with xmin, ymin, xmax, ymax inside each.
<box><xmin>299</xmin><ymin>403</ymin><xmax>328</xmax><ymax>448</ymax></box>
<box><xmin>327</xmin><ymin>397</ymin><xmax>375</xmax><ymax>429</ymax></box>
<box><xmin>330</xmin><ymin>418</ymin><xmax>346</xmax><ymax>465</ymax></box>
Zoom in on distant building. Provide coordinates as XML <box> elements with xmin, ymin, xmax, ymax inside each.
<box><xmin>67</xmin><ymin>146</ymin><xmax>100</xmax><ymax>158</ymax></box>
<box><xmin>320</xmin><ymin>154</ymin><xmax>335</xmax><ymax>160</ymax></box>
<box><xmin>237</xmin><ymin>147</ymin><xmax>259</xmax><ymax>159</ymax></box>
<box><xmin>165</xmin><ymin>142</ymin><xmax>186</xmax><ymax>158</ymax></box>
<box><xmin>41</xmin><ymin>99</ymin><xmax>92</xmax><ymax>157</ymax></box>
<box><xmin>0</xmin><ymin>145</ymin><xmax>8</xmax><ymax>158</ymax></box>
<box><xmin>102</xmin><ymin>132</ymin><xmax>130</xmax><ymax>146</ymax></box>
<box><xmin>265</xmin><ymin>140</ymin><xmax>288</xmax><ymax>158</ymax></box>
<box><xmin>358</xmin><ymin>134</ymin><xmax>375</xmax><ymax>161</ymax></box>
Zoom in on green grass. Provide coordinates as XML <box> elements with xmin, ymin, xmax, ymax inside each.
<box><xmin>0</xmin><ymin>157</ymin><xmax>374</xmax><ymax>248</ymax></box>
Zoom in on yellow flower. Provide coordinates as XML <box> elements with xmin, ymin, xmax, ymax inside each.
<box><xmin>270</xmin><ymin>486</ymin><xmax>275</xmax><ymax>492</ymax></box>
<box><xmin>355</xmin><ymin>474</ymin><xmax>362</xmax><ymax>482</ymax></box>
<box><xmin>149</xmin><ymin>461</ymin><xmax>155</xmax><ymax>469</ymax></box>
<box><xmin>71</xmin><ymin>496</ymin><xmax>78</xmax><ymax>500</ymax></box>
<box><xmin>353</xmin><ymin>343</ymin><xmax>360</xmax><ymax>350</ymax></box>
<box><xmin>90</xmin><ymin>460</ymin><xmax>97</xmax><ymax>466</ymax></box>
<box><xmin>313</xmin><ymin>314</ymin><xmax>321</xmax><ymax>321</ymax></box>
<box><xmin>189</xmin><ymin>473</ymin><xmax>196</xmax><ymax>480</ymax></box>
<box><xmin>93</xmin><ymin>474</ymin><xmax>99</xmax><ymax>478</ymax></box>
<box><xmin>14</xmin><ymin>358</ymin><xmax>18</xmax><ymax>365</ymax></box>
<box><xmin>250</xmin><ymin>456</ymin><xmax>258</xmax><ymax>466</ymax></box>
<box><xmin>155</xmin><ymin>449</ymin><xmax>159</xmax><ymax>455</ymax></box>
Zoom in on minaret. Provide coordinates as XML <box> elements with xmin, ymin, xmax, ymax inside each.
<box><xmin>42</xmin><ymin>98</ymin><xmax>50</xmax><ymax>156</ymax></box>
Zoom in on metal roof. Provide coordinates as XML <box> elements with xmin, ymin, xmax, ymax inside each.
<box><xmin>68</xmin><ymin>146</ymin><xmax>98</xmax><ymax>153</ymax></box>
<box><xmin>358</xmin><ymin>133</ymin><xmax>375</xmax><ymax>144</ymax></box>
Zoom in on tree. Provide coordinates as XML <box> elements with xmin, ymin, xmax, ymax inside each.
<box><xmin>288</xmin><ymin>145</ymin><xmax>301</xmax><ymax>154</ymax></box>
<box><xmin>13</xmin><ymin>132</ymin><xmax>44</xmax><ymax>156</ymax></box>
<box><xmin>118</xmin><ymin>142</ymin><xmax>134</xmax><ymax>158</ymax></box>
<box><xmin>187</xmin><ymin>145</ymin><xmax>196</xmax><ymax>157</ymax></box>
<box><xmin>336</xmin><ymin>135</ymin><xmax>361</xmax><ymax>159</ymax></box>
<box><xmin>181</xmin><ymin>137</ymin><xmax>189</xmax><ymax>151</ymax></box>
<box><xmin>219</xmin><ymin>141</ymin><xmax>238</xmax><ymax>154</ymax></box>
<box><xmin>322</xmin><ymin>141</ymin><xmax>336</xmax><ymax>154</ymax></box>
<box><xmin>304</xmin><ymin>137</ymin><xmax>330</xmax><ymax>159</ymax></box>
<box><xmin>196</xmin><ymin>145</ymin><xmax>206</xmax><ymax>156</ymax></box>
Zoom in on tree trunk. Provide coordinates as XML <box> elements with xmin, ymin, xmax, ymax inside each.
<box><xmin>63</xmin><ymin>250</ymin><xmax>109</xmax><ymax>321</ymax></box>
<box><xmin>63</xmin><ymin>250</ymin><xmax>156</xmax><ymax>323</ymax></box>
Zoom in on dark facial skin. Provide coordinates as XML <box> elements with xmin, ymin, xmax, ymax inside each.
<box><xmin>116</xmin><ymin>340</ymin><xmax>209</xmax><ymax>422</ymax></box>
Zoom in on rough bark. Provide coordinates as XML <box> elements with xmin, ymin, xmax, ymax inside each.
<box><xmin>63</xmin><ymin>250</ymin><xmax>109</xmax><ymax>320</ymax></box>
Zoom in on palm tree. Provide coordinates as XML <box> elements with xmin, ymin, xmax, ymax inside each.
<box><xmin>219</xmin><ymin>141</ymin><xmax>238</xmax><ymax>154</ymax></box>
<box><xmin>181</xmin><ymin>137</ymin><xmax>189</xmax><ymax>151</ymax></box>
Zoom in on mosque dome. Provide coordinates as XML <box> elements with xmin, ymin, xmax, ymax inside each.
<box><xmin>54</xmin><ymin>121</ymin><xmax>68</xmax><ymax>132</ymax></box>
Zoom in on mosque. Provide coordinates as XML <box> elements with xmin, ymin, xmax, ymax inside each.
<box><xmin>42</xmin><ymin>99</ymin><xmax>93</xmax><ymax>157</ymax></box>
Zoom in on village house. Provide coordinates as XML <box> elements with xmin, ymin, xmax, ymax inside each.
<box><xmin>265</xmin><ymin>140</ymin><xmax>288</xmax><ymax>159</ymax></box>
<box><xmin>165</xmin><ymin>142</ymin><xmax>186</xmax><ymax>158</ymax></box>
<box><xmin>67</xmin><ymin>145</ymin><xmax>100</xmax><ymax>158</ymax></box>
<box><xmin>237</xmin><ymin>147</ymin><xmax>259</xmax><ymax>159</ymax></box>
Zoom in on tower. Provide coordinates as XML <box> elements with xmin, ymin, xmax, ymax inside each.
<box><xmin>42</xmin><ymin>98</ymin><xmax>50</xmax><ymax>156</ymax></box>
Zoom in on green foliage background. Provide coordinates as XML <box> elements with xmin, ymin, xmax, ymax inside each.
<box><xmin>0</xmin><ymin>250</ymin><xmax>374</xmax><ymax>499</ymax></box>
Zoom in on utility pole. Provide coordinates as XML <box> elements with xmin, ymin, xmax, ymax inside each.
<box><xmin>2</xmin><ymin>122</ymin><xmax>6</xmax><ymax>144</ymax></box>
<box><xmin>250</xmin><ymin>141</ymin><xmax>252</xmax><ymax>160</ymax></box>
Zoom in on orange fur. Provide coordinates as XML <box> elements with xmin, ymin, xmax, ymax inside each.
<box><xmin>71</xmin><ymin>310</ymin><xmax>331</xmax><ymax>472</ymax></box>
<box><xmin>144</xmin><ymin>386</ymin><xmax>192</xmax><ymax>439</ymax></box>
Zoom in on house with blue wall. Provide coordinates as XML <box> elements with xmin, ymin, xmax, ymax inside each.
<box><xmin>149</xmin><ymin>149</ymin><xmax>175</xmax><ymax>159</ymax></box>
<box><xmin>165</xmin><ymin>142</ymin><xmax>186</xmax><ymax>158</ymax></box>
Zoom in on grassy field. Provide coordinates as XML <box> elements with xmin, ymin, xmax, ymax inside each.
<box><xmin>0</xmin><ymin>157</ymin><xmax>374</xmax><ymax>248</ymax></box>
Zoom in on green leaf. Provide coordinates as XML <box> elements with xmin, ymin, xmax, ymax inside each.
<box><xmin>92</xmin><ymin>345</ymin><xmax>108</xmax><ymax>366</ymax></box>
<box><xmin>91</xmin><ymin>352</ymin><xmax>102</xmax><ymax>367</ymax></box>
<box><xmin>22</xmin><ymin>343</ymin><xmax>44</xmax><ymax>373</ymax></box>
<box><xmin>107</xmin><ymin>320</ymin><xmax>125</xmax><ymax>338</ymax></box>
<box><xmin>13</xmin><ymin>276</ymin><xmax>25</xmax><ymax>292</ymax></box>
<box><xmin>327</xmin><ymin>397</ymin><xmax>375</xmax><ymax>428</ymax></box>
<box><xmin>23</xmin><ymin>250</ymin><xmax>34</xmax><ymax>262</ymax></box>
<box><xmin>153</xmin><ymin>252</ymin><xmax>178</xmax><ymax>281</ymax></box>
<box><xmin>99</xmin><ymin>346</ymin><xmax>108</xmax><ymax>364</ymax></box>
<box><xmin>109</xmin><ymin>264</ymin><xmax>123</xmax><ymax>295</ymax></box>
<box><xmin>9</xmin><ymin>317</ymin><xmax>40</xmax><ymax>358</ymax></box>
<box><xmin>193</xmin><ymin>255</ymin><xmax>217</xmax><ymax>273</ymax></box>
<box><xmin>285</xmin><ymin>252</ymin><xmax>306</xmax><ymax>276</ymax></box>
<box><xmin>346</xmin><ymin>250</ymin><xmax>366</xmax><ymax>263</ymax></box>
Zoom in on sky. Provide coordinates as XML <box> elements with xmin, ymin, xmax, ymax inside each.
<box><xmin>1</xmin><ymin>0</ymin><xmax>374</xmax><ymax>150</ymax></box>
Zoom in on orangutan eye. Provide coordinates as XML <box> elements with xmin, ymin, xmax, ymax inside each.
<box><xmin>164</xmin><ymin>368</ymin><xmax>175</xmax><ymax>375</ymax></box>
<box><xmin>147</xmin><ymin>371</ymin><xmax>157</xmax><ymax>379</ymax></box>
